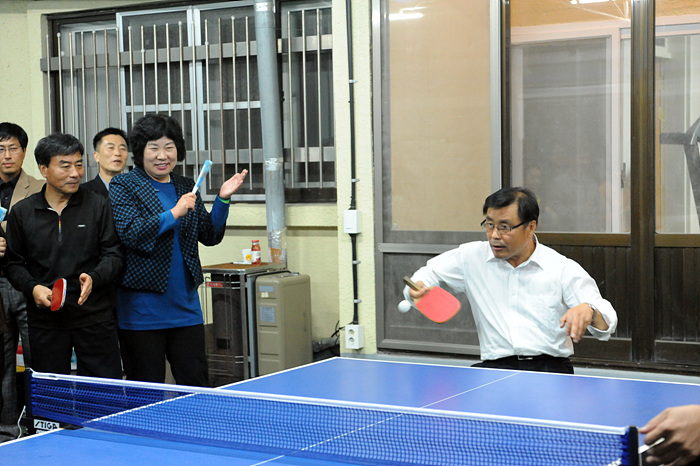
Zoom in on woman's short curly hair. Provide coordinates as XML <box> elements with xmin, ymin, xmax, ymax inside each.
<box><xmin>128</xmin><ymin>114</ymin><xmax>186</xmax><ymax>169</ymax></box>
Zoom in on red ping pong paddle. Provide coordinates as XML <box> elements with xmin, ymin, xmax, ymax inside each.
<box><xmin>51</xmin><ymin>278</ymin><xmax>67</xmax><ymax>312</ymax></box>
<box><xmin>403</xmin><ymin>276</ymin><xmax>461</xmax><ymax>323</ymax></box>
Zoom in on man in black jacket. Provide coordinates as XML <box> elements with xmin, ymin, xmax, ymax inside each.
<box><xmin>82</xmin><ymin>127</ymin><xmax>128</xmax><ymax>196</ymax></box>
<box><xmin>5</xmin><ymin>133</ymin><xmax>123</xmax><ymax>378</ymax></box>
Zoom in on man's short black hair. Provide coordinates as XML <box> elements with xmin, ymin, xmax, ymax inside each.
<box><xmin>482</xmin><ymin>187</ymin><xmax>539</xmax><ymax>224</ymax></box>
<box><xmin>0</xmin><ymin>122</ymin><xmax>28</xmax><ymax>149</ymax></box>
<box><xmin>128</xmin><ymin>114</ymin><xmax>186</xmax><ymax>169</ymax></box>
<box><xmin>35</xmin><ymin>133</ymin><xmax>84</xmax><ymax>167</ymax></box>
<box><xmin>93</xmin><ymin>127</ymin><xmax>128</xmax><ymax>152</ymax></box>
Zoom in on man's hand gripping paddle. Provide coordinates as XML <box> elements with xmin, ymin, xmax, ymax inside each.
<box><xmin>51</xmin><ymin>278</ymin><xmax>67</xmax><ymax>312</ymax></box>
<box><xmin>192</xmin><ymin>160</ymin><xmax>213</xmax><ymax>194</ymax></box>
<box><xmin>403</xmin><ymin>276</ymin><xmax>461</xmax><ymax>323</ymax></box>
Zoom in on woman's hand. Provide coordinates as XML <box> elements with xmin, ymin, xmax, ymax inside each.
<box><xmin>172</xmin><ymin>192</ymin><xmax>197</xmax><ymax>219</ymax></box>
<box><xmin>218</xmin><ymin>169</ymin><xmax>248</xmax><ymax>200</ymax></box>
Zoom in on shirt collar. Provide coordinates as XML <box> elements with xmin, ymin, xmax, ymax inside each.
<box><xmin>0</xmin><ymin>173</ymin><xmax>20</xmax><ymax>189</ymax></box>
<box><xmin>33</xmin><ymin>184</ymin><xmax>83</xmax><ymax>209</ymax></box>
<box><xmin>98</xmin><ymin>173</ymin><xmax>110</xmax><ymax>191</ymax></box>
<box><xmin>524</xmin><ymin>235</ymin><xmax>544</xmax><ymax>269</ymax></box>
<box><xmin>485</xmin><ymin>234</ymin><xmax>543</xmax><ymax>269</ymax></box>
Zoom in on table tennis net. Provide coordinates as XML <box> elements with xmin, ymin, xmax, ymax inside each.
<box><xmin>28</xmin><ymin>371</ymin><xmax>637</xmax><ymax>466</ymax></box>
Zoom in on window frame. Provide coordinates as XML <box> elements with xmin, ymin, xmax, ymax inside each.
<box><xmin>41</xmin><ymin>0</ymin><xmax>336</xmax><ymax>203</ymax></box>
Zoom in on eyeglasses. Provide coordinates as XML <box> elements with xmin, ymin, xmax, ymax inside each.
<box><xmin>0</xmin><ymin>146</ymin><xmax>22</xmax><ymax>156</ymax></box>
<box><xmin>480</xmin><ymin>220</ymin><xmax>527</xmax><ymax>234</ymax></box>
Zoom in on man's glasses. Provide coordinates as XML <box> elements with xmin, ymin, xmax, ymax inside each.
<box><xmin>480</xmin><ymin>220</ymin><xmax>526</xmax><ymax>234</ymax></box>
<box><xmin>0</xmin><ymin>146</ymin><xmax>22</xmax><ymax>156</ymax></box>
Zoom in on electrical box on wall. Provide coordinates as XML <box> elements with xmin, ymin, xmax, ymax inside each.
<box><xmin>256</xmin><ymin>272</ymin><xmax>312</xmax><ymax>376</ymax></box>
<box><xmin>343</xmin><ymin>210</ymin><xmax>362</xmax><ymax>234</ymax></box>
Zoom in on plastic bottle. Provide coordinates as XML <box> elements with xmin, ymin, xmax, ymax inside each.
<box><xmin>251</xmin><ymin>239</ymin><xmax>261</xmax><ymax>265</ymax></box>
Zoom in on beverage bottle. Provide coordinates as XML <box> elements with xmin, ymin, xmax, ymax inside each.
<box><xmin>251</xmin><ymin>240</ymin><xmax>261</xmax><ymax>265</ymax></box>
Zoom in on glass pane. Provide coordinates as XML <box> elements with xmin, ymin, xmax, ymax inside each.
<box><xmin>388</xmin><ymin>0</ymin><xmax>493</xmax><ymax>232</ymax></box>
<box><xmin>655</xmin><ymin>2</ymin><xmax>700</xmax><ymax>233</ymax></box>
<box><xmin>511</xmin><ymin>1</ymin><xmax>632</xmax><ymax>233</ymax></box>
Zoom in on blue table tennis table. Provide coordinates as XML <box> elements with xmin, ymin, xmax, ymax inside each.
<box><xmin>2</xmin><ymin>357</ymin><xmax>700</xmax><ymax>465</ymax></box>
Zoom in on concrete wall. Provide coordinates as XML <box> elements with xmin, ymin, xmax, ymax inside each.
<box><xmin>0</xmin><ymin>0</ymin><xmax>376</xmax><ymax>353</ymax></box>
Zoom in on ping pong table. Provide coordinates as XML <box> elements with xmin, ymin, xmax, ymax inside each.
<box><xmin>2</xmin><ymin>357</ymin><xmax>700</xmax><ymax>465</ymax></box>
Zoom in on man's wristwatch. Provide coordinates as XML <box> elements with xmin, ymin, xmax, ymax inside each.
<box><xmin>587</xmin><ymin>303</ymin><xmax>598</xmax><ymax>325</ymax></box>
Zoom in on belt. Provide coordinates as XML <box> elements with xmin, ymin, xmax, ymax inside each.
<box><xmin>493</xmin><ymin>354</ymin><xmax>566</xmax><ymax>362</ymax></box>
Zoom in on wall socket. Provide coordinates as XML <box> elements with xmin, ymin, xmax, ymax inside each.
<box><xmin>345</xmin><ymin>324</ymin><xmax>364</xmax><ymax>350</ymax></box>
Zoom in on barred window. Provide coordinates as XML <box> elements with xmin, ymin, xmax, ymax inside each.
<box><xmin>41</xmin><ymin>0</ymin><xmax>335</xmax><ymax>203</ymax></box>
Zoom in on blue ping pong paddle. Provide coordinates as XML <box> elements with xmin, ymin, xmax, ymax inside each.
<box><xmin>192</xmin><ymin>160</ymin><xmax>213</xmax><ymax>194</ymax></box>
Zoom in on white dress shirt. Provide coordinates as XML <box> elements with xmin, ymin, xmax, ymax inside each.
<box><xmin>405</xmin><ymin>237</ymin><xmax>618</xmax><ymax>361</ymax></box>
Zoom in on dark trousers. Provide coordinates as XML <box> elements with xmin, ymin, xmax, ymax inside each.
<box><xmin>472</xmin><ymin>355</ymin><xmax>574</xmax><ymax>374</ymax></box>
<box><xmin>0</xmin><ymin>277</ymin><xmax>30</xmax><ymax>441</ymax></box>
<box><xmin>119</xmin><ymin>324</ymin><xmax>208</xmax><ymax>387</ymax></box>
<box><xmin>0</xmin><ymin>334</ymin><xmax>3</xmax><ymax>418</ymax></box>
<box><xmin>29</xmin><ymin>320</ymin><xmax>122</xmax><ymax>379</ymax></box>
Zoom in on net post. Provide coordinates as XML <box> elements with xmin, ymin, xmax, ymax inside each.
<box><xmin>627</xmin><ymin>426</ymin><xmax>640</xmax><ymax>466</ymax></box>
<box><xmin>23</xmin><ymin>369</ymin><xmax>35</xmax><ymax>419</ymax></box>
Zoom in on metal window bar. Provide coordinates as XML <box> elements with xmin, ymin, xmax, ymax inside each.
<box><xmin>205</xmin><ymin>19</ymin><xmax>212</xmax><ymax>177</ymax></box>
<box><xmin>245</xmin><ymin>15</ymin><xmax>254</xmax><ymax>190</ymax></box>
<box><xmin>287</xmin><ymin>11</ymin><xmax>296</xmax><ymax>189</ymax></box>
<box><xmin>191</xmin><ymin>17</ymin><xmax>201</xmax><ymax>180</ymax></box>
<box><xmin>69</xmin><ymin>32</ymin><xmax>76</xmax><ymax>135</ymax></box>
<box><xmin>178</xmin><ymin>21</ymin><xmax>188</xmax><ymax>178</ymax></box>
<box><xmin>218</xmin><ymin>18</ymin><xmax>225</xmax><ymax>180</ymax></box>
<box><xmin>232</xmin><ymin>16</ymin><xmax>240</xmax><ymax>176</ymax></box>
<box><xmin>166</xmin><ymin>23</ymin><xmax>172</xmax><ymax>116</ymax></box>
<box><xmin>302</xmin><ymin>11</ymin><xmax>309</xmax><ymax>189</ymax></box>
<box><xmin>93</xmin><ymin>31</ymin><xmax>98</xmax><ymax>135</ymax></box>
<box><xmin>153</xmin><ymin>24</ymin><xmax>159</xmax><ymax>117</ymax></box>
<box><xmin>80</xmin><ymin>31</ymin><xmax>87</xmax><ymax>142</ymax></box>
<box><xmin>316</xmin><ymin>8</ymin><xmax>324</xmax><ymax>188</ymax></box>
<box><xmin>40</xmin><ymin>3</ymin><xmax>335</xmax><ymax>202</ymax></box>
<box><xmin>46</xmin><ymin>32</ymin><xmax>53</xmax><ymax>132</ymax></box>
<box><xmin>128</xmin><ymin>26</ymin><xmax>135</xmax><ymax>128</ymax></box>
<box><xmin>140</xmin><ymin>26</ymin><xmax>146</xmax><ymax>118</ymax></box>
<box><xmin>56</xmin><ymin>32</ymin><xmax>64</xmax><ymax>132</ymax></box>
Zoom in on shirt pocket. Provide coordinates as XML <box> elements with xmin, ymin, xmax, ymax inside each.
<box><xmin>520</xmin><ymin>291</ymin><xmax>564</xmax><ymax>329</ymax></box>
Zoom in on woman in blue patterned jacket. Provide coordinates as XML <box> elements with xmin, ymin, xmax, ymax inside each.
<box><xmin>109</xmin><ymin>114</ymin><xmax>247</xmax><ymax>386</ymax></box>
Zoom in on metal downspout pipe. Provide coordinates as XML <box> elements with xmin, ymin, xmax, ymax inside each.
<box><xmin>254</xmin><ymin>0</ymin><xmax>287</xmax><ymax>264</ymax></box>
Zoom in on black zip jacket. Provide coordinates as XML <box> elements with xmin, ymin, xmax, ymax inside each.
<box><xmin>5</xmin><ymin>186</ymin><xmax>123</xmax><ymax>329</ymax></box>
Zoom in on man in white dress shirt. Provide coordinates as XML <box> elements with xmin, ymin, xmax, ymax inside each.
<box><xmin>404</xmin><ymin>187</ymin><xmax>617</xmax><ymax>374</ymax></box>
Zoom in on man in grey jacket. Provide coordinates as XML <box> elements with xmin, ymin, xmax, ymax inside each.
<box><xmin>0</xmin><ymin>122</ymin><xmax>44</xmax><ymax>442</ymax></box>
